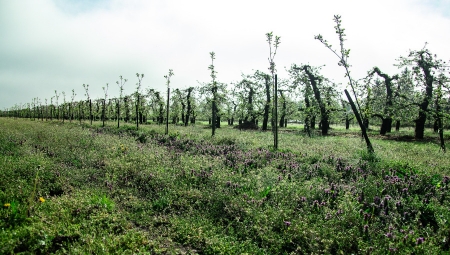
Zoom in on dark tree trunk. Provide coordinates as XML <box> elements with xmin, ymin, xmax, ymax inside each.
<box><xmin>379</xmin><ymin>116</ymin><xmax>392</xmax><ymax>135</ymax></box>
<box><xmin>262</xmin><ymin>75</ymin><xmax>271</xmax><ymax>131</ymax></box>
<box><xmin>304</xmin><ymin>91</ymin><xmax>311</xmax><ymax>136</ymax></box>
<box><xmin>116</xmin><ymin>99</ymin><xmax>120</xmax><ymax>128</ymax></box>
<box><xmin>415</xmin><ymin>54</ymin><xmax>434</xmax><ymax>139</ymax></box>
<box><xmin>344</xmin><ymin>89</ymin><xmax>374</xmax><ymax>153</ymax></box>
<box><xmin>124</xmin><ymin>97</ymin><xmax>129</xmax><ymax>123</ymax></box>
<box><xmin>246</xmin><ymin>87</ymin><xmax>256</xmax><ymax>123</ymax></box>
<box><xmin>79</xmin><ymin>102</ymin><xmax>82</xmax><ymax>124</ymax></box>
<box><xmin>363</xmin><ymin>118</ymin><xmax>369</xmax><ymax>130</ymax></box>
<box><xmin>181</xmin><ymin>102</ymin><xmax>186</xmax><ymax>125</ymax></box>
<box><xmin>185</xmin><ymin>88</ymin><xmax>193</xmax><ymax>127</ymax></box>
<box><xmin>279</xmin><ymin>115</ymin><xmax>285</xmax><ymax>127</ymax></box>
<box><xmin>302</xmin><ymin>66</ymin><xmax>329</xmax><ymax>135</ymax></box>
<box><xmin>395</xmin><ymin>120</ymin><xmax>400</xmax><ymax>131</ymax></box>
<box><xmin>212</xmin><ymin>85</ymin><xmax>217</xmax><ymax>136</ymax></box>
<box><xmin>102</xmin><ymin>99</ymin><xmax>106</xmax><ymax>127</ymax></box>
<box><xmin>89</xmin><ymin>99</ymin><xmax>92</xmax><ymax>125</ymax></box>
<box><xmin>191</xmin><ymin>110</ymin><xmax>195</xmax><ymax>124</ymax></box>
<box><xmin>69</xmin><ymin>104</ymin><xmax>72</xmax><ymax>123</ymax></box>
<box><xmin>345</xmin><ymin>118</ymin><xmax>350</xmax><ymax>130</ymax></box>
<box><xmin>216</xmin><ymin>116</ymin><xmax>220</xmax><ymax>128</ymax></box>
<box><xmin>370</xmin><ymin>67</ymin><xmax>398</xmax><ymax>135</ymax></box>
<box><xmin>278</xmin><ymin>91</ymin><xmax>286</xmax><ymax>128</ymax></box>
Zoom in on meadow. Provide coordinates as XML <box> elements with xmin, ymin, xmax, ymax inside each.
<box><xmin>1</xmin><ymin>118</ymin><xmax>449</xmax><ymax>254</ymax></box>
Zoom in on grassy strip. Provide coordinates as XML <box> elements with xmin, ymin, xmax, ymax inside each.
<box><xmin>1</xmin><ymin>118</ymin><xmax>449</xmax><ymax>254</ymax></box>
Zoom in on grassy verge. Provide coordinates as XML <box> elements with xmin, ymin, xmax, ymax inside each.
<box><xmin>1</xmin><ymin>118</ymin><xmax>449</xmax><ymax>254</ymax></box>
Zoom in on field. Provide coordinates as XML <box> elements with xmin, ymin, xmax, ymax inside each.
<box><xmin>1</xmin><ymin>118</ymin><xmax>450</xmax><ymax>254</ymax></box>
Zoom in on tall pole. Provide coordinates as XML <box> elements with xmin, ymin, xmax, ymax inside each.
<box><xmin>166</xmin><ymin>87</ymin><xmax>170</xmax><ymax>135</ymax></box>
<box><xmin>136</xmin><ymin>95</ymin><xmax>139</xmax><ymax>130</ymax></box>
<box><xmin>274</xmin><ymin>74</ymin><xmax>278</xmax><ymax>149</ymax></box>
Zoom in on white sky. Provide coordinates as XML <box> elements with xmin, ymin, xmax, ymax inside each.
<box><xmin>1</xmin><ymin>0</ymin><xmax>449</xmax><ymax>109</ymax></box>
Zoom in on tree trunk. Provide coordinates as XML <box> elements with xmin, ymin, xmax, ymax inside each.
<box><xmin>89</xmin><ymin>99</ymin><xmax>92</xmax><ymax>125</ymax></box>
<box><xmin>370</xmin><ymin>67</ymin><xmax>397</xmax><ymax>135</ymax></box>
<box><xmin>363</xmin><ymin>118</ymin><xmax>369</xmax><ymax>130</ymax></box>
<box><xmin>117</xmin><ymin>100</ymin><xmax>120</xmax><ymax>128</ymax></box>
<box><xmin>433</xmin><ymin>119</ymin><xmax>439</xmax><ymax>133</ymax></box>
<box><xmin>302</xmin><ymin>66</ymin><xmax>329</xmax><ymax>135</ymax></box>
<box><xmin>262</xmin><ymin>75</ymin><xmax>271</xmax><ymax>131</ymax></box>
<box><xmin>414</xmin><ymin>54</ymin><xmax>434</xmax><ymax>139</ymax></box>
<box><xmin>380</xmin><ymin>117</ymin><xmax>392</xmax><ymax>135</ymax></box>
<box><xmin>344</xmin><ymin>89</ymin><xmax>374</xmax><ymax>153</ymax></box>
<box><xmin>185</xmin><ymin>88</ymin><xmax>192</xmax><ymax>127</ymax></box>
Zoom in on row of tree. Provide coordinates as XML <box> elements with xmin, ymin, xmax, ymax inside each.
<box><xmin>2</xmin><ymin>16</ymin><xmax>449</xmax><ymax>152</ymax></box>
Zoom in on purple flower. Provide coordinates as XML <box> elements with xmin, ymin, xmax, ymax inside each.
<box><xmin>284</xmin><ymin>221</ymin><xmax>291</xmax><ymax>227</ymax></box>
<box><xmin>443</xmin><ymin>176</ymin><xmax>450</xmax><ymax>184</ymax></box>
<box><xmin>374</xmin><ymin>196</ymin><xmax>381</xmax><ymax>205</ymax></box>
<box><xmin>385</xmin><ymin>232</ymin><xmax>394</xmax><ymax>238</ymax></box>
<box><xmin>415</xmin><ymin>237</ymin><xmax>424</xmax><ymax>245</ymax></box>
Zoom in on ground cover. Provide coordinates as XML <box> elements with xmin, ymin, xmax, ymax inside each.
<box><xmin>1</xmin><ymin>118</ymin><xmax>449</xmax><ymax>254</ymax></box>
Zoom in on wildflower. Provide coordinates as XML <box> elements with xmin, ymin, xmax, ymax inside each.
<box><xmin>4</xmin><ymin>203</ymin><xmax>11</xmax><ymax>208</ymax></box>
<box><xmin>416</xmin><ymin>237</ymin><xmax>424</xmax><ymax>245</ymax></box>
<box><xmin>39</xmin><ymin>197</ymin><xmax>45</xmax><ymax>203</ymax></box>
<box><xmin>399</xmin><ymin>235</ymin><xmax>407</xmax><ymax>245</ymax></box>
<box><xmin>385</xmin><ymin>232</ymin><xmax>394</xmax><ymax>238</ymax></box>
<box><xmin>284</xmin><ymin>221</ymin><xmax>291</xmax><ymax>227</ymax></box>
<box><xmin>373</xmin><ymin>196</ymin><xmax>381</xmax><ymax>205</ymax></box>
<box><xmin>443</xmin><ymin>176</ymin><xmax>450</xmax><ymax>184</ymax></box>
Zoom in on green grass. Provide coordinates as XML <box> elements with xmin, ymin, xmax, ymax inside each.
<box><xmin>1</xmin><ymin>118</ymin><xmax>449</xmax><ymax>254</ymax></box>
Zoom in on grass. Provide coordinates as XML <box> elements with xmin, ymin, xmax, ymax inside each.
<box><xmin>1</xmin><ymin>118</ymin><xmax>449</xmax><ymax>254</ymax></box>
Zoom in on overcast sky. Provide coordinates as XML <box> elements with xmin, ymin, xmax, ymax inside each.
<box><xmin>1</xmin><ymin>0</ymin><xmax>449</xmax><ymax>109</ymax></box>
